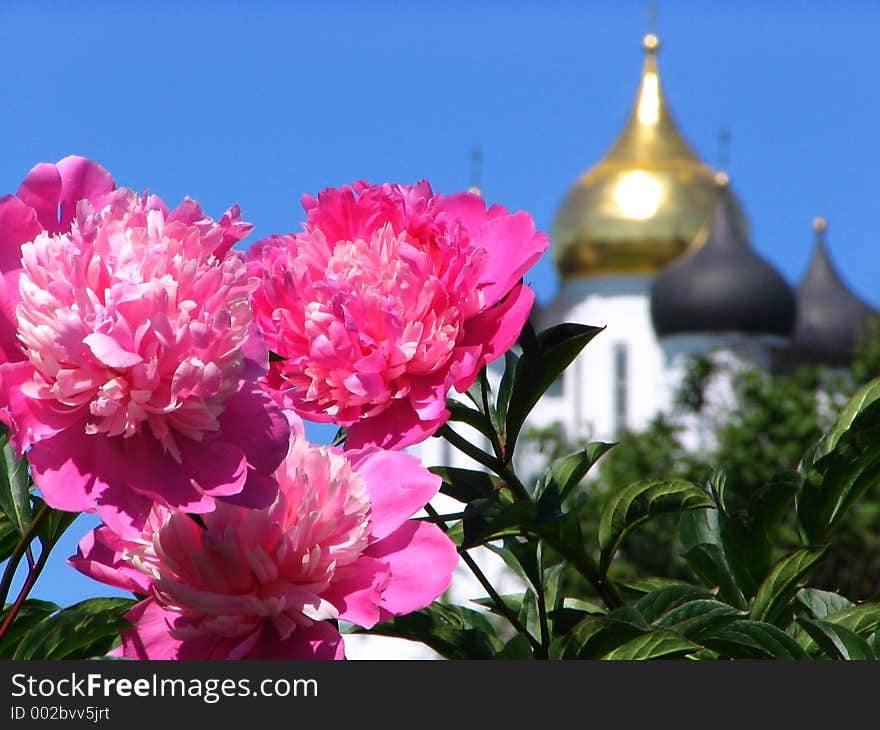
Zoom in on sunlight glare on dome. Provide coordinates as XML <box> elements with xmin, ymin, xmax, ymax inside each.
<box><xmin>613</xmin><ymin>170</ymin><xmax>663</xmax><ymax>220</ymax></box>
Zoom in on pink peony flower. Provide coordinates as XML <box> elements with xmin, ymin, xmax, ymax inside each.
<box><xmin>247</xmin><ymin>181</ymin><xmax>548</xmax><ymax>449</ymax></box>
<box><xmin>70</xmin><ymin>415</ymin><xmax>458</xmax><ymax>660</ymax></box>
<box><xmin>0</xmin><ymin>156</ymin><xmax>117</xmax><ymax>364</ymax></box>
<box><xmin>0</xmin><ymin>157</ymin><xmax>289</xmax><ymax>537</ymax></box>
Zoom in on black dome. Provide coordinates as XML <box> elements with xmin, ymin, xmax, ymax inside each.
<box><xmin>650</xmin><ymin>185</ymin><xmax>796</xmax><ymax>338</ymax></box>
<box><xmin>788</xmin><ymin>224</ymin><xmax>878</xmax><ymax>366</ymax></box>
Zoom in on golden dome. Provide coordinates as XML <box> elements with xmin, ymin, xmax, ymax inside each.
<box><xmin>552</xmin><ymin>34</ymin><xmax>749</xmax><ymax>279</ymax></box>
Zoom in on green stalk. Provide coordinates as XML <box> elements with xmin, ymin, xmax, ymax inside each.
<box><xmin>424</xmin><ymin>503</ymin><xmax>543</xmax><ymax>656</ymax></box>
<box><xmin>439</xmin><ymin>425</ymin><xmax>531</xmax><ymax>501</ymax></box>
<box><xmin>0</xmin><ymin>543</ymin><xmax>51</xmax><ymax>642</ymax></box>
<box><xmin>0</xmin><ymin>504</ymin><xmax>51</xmax><ymax>608</ymax></box>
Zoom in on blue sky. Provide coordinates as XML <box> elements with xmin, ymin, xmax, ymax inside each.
<box><xmin>1</xmin><ymin>0</ymin><xmax>877</xmax><ymax>605</ymax></box>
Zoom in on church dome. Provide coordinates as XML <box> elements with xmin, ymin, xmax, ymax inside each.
<box><xmin>552</xmin><ymin>33</ymin><xmax>748</xmax><ymax>279</ymax></box>
<box><xmin>650</xmin><ymin>181</ymin><xmax>796</xmax><ymax>338</ymax></box>
<box><xmin>788</xmin><ymin>218</ymin><xmax>878</xmax><ymax>366</ymax></box>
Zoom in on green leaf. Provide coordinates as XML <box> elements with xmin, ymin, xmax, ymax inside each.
<box><xmin>750</xmin><ymin>547</ymin><xmax>828</xmax><ymax>625</ymax></box>
<box><xmin>562</xmin><ymin>607</ymin><xmax>651</xmax><ymax>660</ymax></box>
<box><xmin>601</xmin><ymin>629</ymin><xmax>700</xmax><ymax>660</ymax></box>
<box><xmin>796</xmin><ymin>616</ymin><xmax>876</xmax><ymax>660</ymax></box>
<box><xmin>505</xmin><ymin>323</ymin><xmax>604</xmax><ymax>450</ymax></box>
<box><xmin>796</xmin><ymin>588</ymin><xmax>854</xmax><ymax>619</ymax></box>
<box><xmin>617</xmin><ymin>577</ymin><xmax>696</xmax><ymax>597</ymax></box>
<box><xmin>461</xmin><ymin>500</ymin><xmax>536</xmax><ymax>548</ymax></box>
<box><xmin>495</xmin><ymin>350</ymin><xmax>519</xmax><ymax>434</ymax></box>
<box><xmin>819</xmin><ymin>604</ymin><xmax>880</xmax><ymax>637</ymax></box>
<box><xmin>825</xmin><ymin>378</ymin><xmax>880</xmax><ymax>451</ymax></box>
<box><xmin>0</xmin><ymin>514</ymin><xmax>19</xmax><ymax>563</ymax></box>
<box><xmin>598</xmin><ymin>479</ymin><xmax>713</xmax><ymax>574</ymax></box>
<box><xmin>679</xmin><ymin>506</ymin><xmax>722</xmax><ymax>550</ymax></box>
<box><xmin>798</xmin><ymin>379</ymin><xmax>880</xmax><ymax>543</ymax></box>
<box><xmin>471</xmin><ymin>594</ymin><xmax>523</xmax><ymax>620</ymax></box>
<box><xmin>542</xmin><ymin>562</ymin><xmax>565</xmax><ymax>617</ymax></box>
<box><xmin>652</xmin><ymin>599</ymin><xmax>746</xmax><ymax>641</ymax></box>
<box><xmin>484</xmin><ymin>539</ymin><xmax>541</xmax><ymax>595</ymax></box>
<box><xmin>431</xmin><ymin>467</ymin><xmax>497</xmax><ymax>504</ymax></box>
<box><xmin>331</xmin><ymin>427</ymin><xmax>348</xmax><ymax>448</ymax></box>
<box><xmin>13</xmin><ymin>598</ymin><xmax>136</xmax><ymax>660</ymax></box>
<box><xmin>495</xmin><ymin>633</ymin><xmax>534</xmax><ymax>659</ymax></box>
<box><xmin>518</xmin><ymin>588</ymin><xmax>541</xmax><ymax>642</ymax></box>
<box><xmin>535</xmin><ymin>443</ymin><xmax>616</xmax><ymax>505</ymax></box>
<box><xmin>682</xmin><ymin>543</ymin><xmax>747</xmax><ymax>609</ymax></box>
<box><xmin>534</xmin><ymin>511</ymin><xmax>596</xmax><ymax>583</ymax></box>
<box><xmin>549</xmin><ymin>608</ymin><xmax>593</xmax><ymax>636</ymax></box>
<box><xmin>363</xmin><ymin>603</ymin><xmax>499</xmax><ymax>659</ymax></box>
<box><xmin>446</xmin><ymin>400</ymin><xmax>495</xmax><ymax>441</ymax></box>
<box><xmin>0</xmin><ymin>600</ymin><xmax>59</xmax><ymax>659</ymax></box>
<box><xmin>635</xmin><ymin>584</ymin><xmax>714</xmax><ymax>623</ymax></box>
<box><xmin>563</xmin><ymin>597</ymin><xmax>607</xmax><ymax>613</ymax></box>
<box><xmin>703</xmin><ymin>620</ymin><xmax>809</xmax><ymax>659</ymax></box>
<box><xmin>0</xmin><ymin>436</ymin><xmax>32</xmax><ymax>535</ymax></box>
<box><xmin>31</xmin><ymin>499</ymin><xmax>79</xmax><ymax>549</ymax></box>
<box><xmin>719</xmin><ymin>474</ymin><xmax>801</xmax><ymax>598</ymax></box>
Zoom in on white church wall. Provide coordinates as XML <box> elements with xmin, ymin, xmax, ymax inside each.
<box><xmin>530</xmin><ymin>274</ymin><xmax>665</xmax><ymax>444</ymax></box>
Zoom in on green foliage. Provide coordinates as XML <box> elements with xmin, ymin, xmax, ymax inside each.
<box><xmin>363</xmin><ymin>603</ymin><xmax>501</xmax><ymax>660</ymax></box>
<box><xmin>5</xmin><ymin>598</ymin><xmax>136</xmax><ymax>660</ymax></box>
<box><xmin>597</xmin><ymin>479</ymin><xmax>713</xmax><ymax>574</ymax></box>
<box><xmin>590</xmin><ymin>333</ymin><xmax>880</xmax><ymax>600</ymax></box>
<box><xmin>797</xmin><ymin>379</ymin><xmax>880</xmax><ymax>543</ymax></box>
<box><xmin>375</xmin><ymin>320</ymin><xmax>880</xmax><ymax>660</ymax></box>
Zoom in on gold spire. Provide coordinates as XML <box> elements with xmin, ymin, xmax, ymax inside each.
<box><xmin>551</xmin><ymin>33</ymin><xmax>749</xmax><ymax>279</ymax></box>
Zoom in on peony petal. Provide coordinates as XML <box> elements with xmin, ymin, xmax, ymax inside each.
<box><xmin>14</xmin><ymin>163</ymin><xmax>62</xmax><ymax>233</ymax></box>
<box><xmin>0</xmin><ymin>272</ymin><xmax>24</xmax><ymax>364</ymax></box>
<box><xmin>239</xmin><ymin>323</ymin><xmax>270</xmax><ymax>381</ymax></box>
<box><xmin>345</xmin><ymin>447</ymin><xmax>441</xmax><ymax>539</ymax></box>
<box><xmin>457</xmin><ymin>283</ymin><xmax>535</xmax><ymax>386</ymax></box>
<box><xmin>321</xmin><ymin>555</ymin><xmax>389</xmax><ymax>628</ymax></box>
<box><xmin>83</xmin><ymin>332</ymin><xmax>143</xmax><ymax>369</ymax></box>
<box><xmin>442</xmin><ymin>193</ymin><xmax>548</xmax><ymax>309</ymax></box>
<box><xmin>68</xmin><ymin>526</ymin><xmax>152</xmax><ymax>594</ymax></box>
<box><xmin>122</xmin><ymin>435</ymin><xmax>215</xmax><ymax>513</ymax></box>
<box><xmin>365</xmin><ymin>521</ymin><xmax>457</xmax><ymax>619</ymax></box>
<box><xmin>117</xmin><ymin>600</ymin><xmax>193</xmax><ymax>660</ymax></box>
<box><xmin>95</xmin><ymin>485</ymin><xmax>154</xmax><ymax>540</ymax></box>
<box><xmin>179</xmin><ymin>438</ymin><xmax>248</xmax><ymax>498</ymax></box>
<box><xmin>219</xmin><ymin>469</ymin><xmax>279</xmax><ymax>509</ymax></box>
<box><xmin>55</xmin><ymin>156</ymin><xmax>116</xmax><ymax>232</ymax></box>
<box><xmin>0</xmin><ymin>194</ymin><xmax>41</xmax><ymax>273</ymax></box>
<box><xmin>217</xmin><ymin>383</ymin><xmax>290</xmax><ymax>474</ymax></box>
<box><xmin>26</xmin><ymin>427</ymin><xmax>103</xmax><ymax>512</ymax></box>
<box><xmin>0</xmin><ymin>362</ymin><xmax>83</xmax><ymax>452</ymax></box>
<box><xmin>344</xmin><ymin>398</ymin><xmax>448</xmax><ymax>451</ymax></box>
<box><xmin>244</xmin><ymin>620</ymin><xmax>345</xmax><ymax>660</ymax></box>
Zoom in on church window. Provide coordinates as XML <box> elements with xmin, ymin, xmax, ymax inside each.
<box><xmin>613</xmin><ymin>343</ymin><xmax>628</xmax><ymax>434</ymax></box>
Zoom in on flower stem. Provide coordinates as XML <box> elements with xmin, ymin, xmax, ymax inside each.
<box><xmin>439</xmin><ymin>425</ymin><xmax>531</xmax><ymax>501</ymax></box>
<box><xmin>0</xmin><ymin>504</ymin><xmax>51</xmax><ymax>609</ymax></box>
<box><xmin>543</xmin><ymin>534</ymin><xmax>622</xmax><ymax>610</ymax></box>
<box><xmin>0</xmin><ymin>543</ymin><xmax>51</xmax><ymax>642</ymax></box>
<box><xmin>424</xmin><ymin>503</ymin><xmax>543</xmax><ymax>656</ymax></box>
<box><xmin>478</xmin><ymin>371</ymin><xmax>506</xmax><ymax>463</ymax></box>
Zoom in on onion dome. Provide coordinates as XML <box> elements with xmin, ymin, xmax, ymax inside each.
<box><xmin>552</xmin><ymin>33</ymin><xmax>748</xmax><ymax>279</ymax></box>
<box><xmin>650</xmin><ymin>181</ymin><xmax>796</xmax><ymax>338</ymax></box>
<box><xmin>788</xmin><ymin>218</ymin><xmax>878</xmax><ymax>366</ymax></box>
